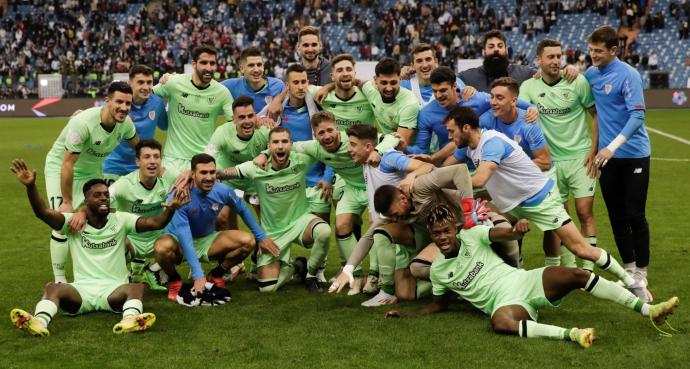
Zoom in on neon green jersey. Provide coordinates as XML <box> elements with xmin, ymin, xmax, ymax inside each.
<box><xmin>430</xmin><ymin>226</ymin><xmax>518</xmax><ymax>316</ymax></box>
<box><xmin>294</xmin><ymin>131</ymin><xmax>365</xmax><ymax>189</ymax></box>
<box><xmin>44</xmin><ymin>107</ymin><xmax>136</xmax><ymax>179</ymax></box>
<box><xmin>61</xmin><ymin>212</ymin><xmax>140</xmax><ymax>283</ymax></box>
<box><xmin>519</xmin><ymin>75</ymin><xmax>595</xmax><ymax>160</ymax></box>
<box><xmin>109</xmin><ymin>169</ymin><xmax>177</xmax><ymax>247</ymax></box>
<box><xmin>153</xmin><ymin>73</ymin><xmax>234</xmax><ymax>160</ymax></box>
<box><xmin>308</xmin><ymin>85</ymin><xmax>376</xmax><ymax>131</ymax></box>
<box><xmin>235</xmin><ymin>152</ymin><xmax>314</xmax><ymax>234</ymax></box>
<box><xmin>362</xmin><ymin>80</ymin><xmax>420</xmax><ymax>134</ymax></box>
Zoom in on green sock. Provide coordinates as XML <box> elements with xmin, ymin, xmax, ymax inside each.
<box><xmin>34</xmin><ymin>300</ymin><xmax>58</xmax><ymax>327</ymax></box>
<box><xmin>416</xmin><ymin>280</ymin><xmax>432</xmax><ymax>299</ymax></box>
<box><xmin>585</xmin><ymin>272</ymin><xmax>641</xmax><ymax>311</ymax></box>
<box><xmin>50</xmin><ymin>231</ymin><xmax>68</xmax><ymax>282</ymax></box>
<box><xmin>368</xmin><ymin>244</ymin><xmax>379</xmax><ymax>277</ymax></box>
<box><xmin>560</xmin><ymin>244</ymin><xmax>577</xmax><ymax>268</ymax></box>
<box><xmin>336</xmin><ymin>232</ymin><xmax>362</xmax><ymax>277</ymax></box>
<box><xmin>518</xmin><ymin>320</ymin><xmax>569</xmax><ymax>340</ymax></box>
<box><xmin>581</xmin><ymin>236</ymin><xmax>597</xmax><ymax>270</ymax></box>
<box><xmin>373</xmin><ymin>233</ymin><xmax>396</xmax><ymax>295</ymax></box>
<box><xmin>307</xmin><ymin>222</ymin><xmax>331</xmax><ymax>275</ymax></box>
<box><xmin>258</xmin><ymin>263</ymin><xmax>295</xmax><ymax>292</ymax></box>
<box><xmin>131</xmin><ymin>258</ymin><xmax>145</xmax><ymax>275</ymax></box>
<box><xmin>595</xmin><ymin>249</ymin><xmax>635</xmax><ymax>286</ymax></box>
<box><xmin>122</xmin><ymin>299</ymin><xmax>143</xmax><ymax>319</ymax></box>
<box><xmin>544</xmin><ymin>256</ymin><xmax>561</xmax><ymax>266</ymax></box>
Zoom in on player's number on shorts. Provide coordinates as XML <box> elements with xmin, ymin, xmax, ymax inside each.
<box><xmin>50</xmin><ymin>196</ymin><xmax>63</xmax><ymax>210</ymax></box>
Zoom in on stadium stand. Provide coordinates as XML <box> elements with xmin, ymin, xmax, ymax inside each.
<box><xmin>1</xmin><ymin>0</ymin><xmax>689</xmax><ymax>99</ymax></box>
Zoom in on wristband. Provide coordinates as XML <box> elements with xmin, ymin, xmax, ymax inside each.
<box><xmin>606</xmin><ymin>134</ymin><xmax>627</xmax><ymax>153</ymax></box>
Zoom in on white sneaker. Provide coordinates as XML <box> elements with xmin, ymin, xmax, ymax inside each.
<box><xmin>315</xmin><ymin>268</ymin><xmax>328</xmax><ymax>284</ymax></box>
<box><xmin>362</xmin><ymin>275</ymin><xmax>379</xmax><ymax>294</ymax></box>
<box><xmin>361</xmin><ymin>290</ymin><xmax>398</xmax><ymax>307</ymax></box>
<box><xmin>626</xmin><ymin>278</ymin><xmax>652</xmax><ymax>303</ymax></box>
<box><xmin>347</xmin><ymin>277</ymin><xmax>365</xmax><ymax>296</ymax></box>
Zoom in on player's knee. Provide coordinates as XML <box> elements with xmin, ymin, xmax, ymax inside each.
<box><xmin>571</xmin><ymin>268</ymin><xmax>592</xmax><ymax>286</ymax></box>
<box><xmin>312</xmin><ymin>222</ymin><xmax>331</xmax><ymax>244</ymax></box>
<box><xmin>575</xmin><ymin>207</ymin><xmax>594</xmax><ymax>225</ymax></box>
<box><xmin>236</xmin><ymin>232</ymin><xmax>255</xmax><ymax>255</ymax></box>
<box><xmin>490</xmin><ymin>316</ymin><xmax>516</xmax><ymax>335</ymax></box>
<box><xmin>409</xmin><ymin>259</ymin><xmax>431</xmax><ymax>280</ymax></box>
<box><xmin>129</xmin><ymin>283</ymin><xmax>146</xmax><ymax>297</ymax></box>
<box><xmin>335</xmin><ymin>223</ymin><xmax>352</xmax><ymax>237</ymax></box>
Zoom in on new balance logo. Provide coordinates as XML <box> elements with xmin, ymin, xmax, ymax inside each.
<box><xmin>633</xmin><ymin>168</ymin><xmax>642</xmax><ymax>174</ymax></box>
<box><xmin>552</xmin><ymin>217</ymin><xmax>559</xmax><ymax>224</ymax></box>
<box><xmin>539</xmin><ymin>93</ymin><xmax>546</xmax><ymax>97</ymax></box>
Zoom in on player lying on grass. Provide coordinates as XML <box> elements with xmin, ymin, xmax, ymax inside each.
<box><xmin>385</xmin><ymin>204</ymin><xmax>680</xmax><ymax>348</ymax></box>
<box><xmin>9</xmin><ymin>159</ymin><xmax>188</xmax><ymax>336</ymax></box>
<box><xmin>157</xmin><ymin>153</ymin><xmax>279</xmax><ymax>303</ymax></box>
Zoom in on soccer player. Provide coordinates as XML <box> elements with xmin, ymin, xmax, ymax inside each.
<box><xmin>585</xmin><ymin>26</ymin><xmax>653</xmax><ymax>301</ymax></box>
<box><xmin>384</xmin><ymin>204</ymin><xmax>680</xmax><ymax>348</ymax></box>
<box><xmin>205</xmin><ymin>96</ymin><xmax>270</xmax><ymax>230</ymax></box>
<box><xmin>222</xmin><ymin>47</ymin><xmax>285</xmax><ymax>114</ymax></box>
<box><xmin>406</xmin><ymin>67</ymin><xmax>538</xmax><ymax>161</ymax></box>
<box><xmin>43</xmin><ymin>81</ymin><xmax>139</xmax><ymax>283</ymax></box>
<box><xmin>520</xmin><ymin>39</ymin><xmax>599</xmax><ymax>270</ymax></box>
<box><xmin>296</xmin><ymin>26</ymin><xmax>331</xmax><ymax>86</ymax></box>
<box><xmin>10</xmin><ymin>159</ymin><xmax>187</xmax><ymax>336</ymax></box>
<box><xmin>216</xmin><ymin>127</ymin><xmax>332</xmax><ymax>293</ymax></box>
<box><xmin>154</xmin><ymin>154</ymin><xmax>279</xmax><ymax>301</ymax></box>
<box><xmin>107</xmin><ymin>139</ymin><xmax>176</xmax><ymax>288</ymax></box>
<box><xmin>361</xmin><ymin>58</ymin><xmax>420</xmax><ymax>147</ymax></box>
<box><xmin>153</xmin><ymin>44</ymin><xmax>234</xmax><ymax>177</ymax></box>
<box><xmin>102</xmin><ymin>65</ymin><xmax>168</xmax><ymax>184</ymax></box>
<box><xmin>400</xmin><ymin>43</ymin><xmax>466</xmax><ymax>106</ymax></box>
<box><xmin>445</xmin><ymin>106</ymin><xmax>639</xmax><ymax>289</ymax></box>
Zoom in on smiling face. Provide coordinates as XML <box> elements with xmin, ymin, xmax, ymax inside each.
<box><xmin>412</xmin><ymin>49</ymin><xmax>438</xmax><ymax>82</ymax></box>
<box><xmin>129</xmin><ymin>73</ymin><xmax>153</xmax><ymax>102</ymax></box>
<box><xmin>332</xmin><ymin>59</ymin><xmax>356</xmax><ymax>91</ymax></box>
<box><xmin>193</xmin><ymin>161</ymin><xmax>217</xmax><ymax>192</ymax></box>
<box><xmin>429</xmin><ymin>220</ymin><xmax>460</xmax><ymax>257</ymax></box>
<box><xmin>347</xmin><ymin>135</ymin><xmax>373</xmax><ymax>164</ymax></box>
<box><xmin>192</xmin><ymin>52</ymin><xmax>217</xmax><ymax>84</ymax></box>
<box><xmin>537</xmin><ymin>46</ymin><xmax>562</xmax><ymax>80</ymax></box>
<box><xmin>431</xmin><ymin>81</ymin><xmax>459</xmax><ymax>109</ymax></box>
<box><xmin>85</xmin><ymin>183</ymin><xmax>110</xmax><ymax>215</ymax></box>
<box><xmin>269</xmin><ymin>131</ymin><xmax>292</xmax><ymax>168</ymax></box>
<box><xmin>313</xmin><ymin>120</ymin><xmax>340</xmax><ymax>153</ymax></box>
<box><xmin>588</xmin><ymin>41</ymin><xmax>617</xmax><ymax>67</ymax></box>
<box><xmin>375</xmin><ymin>73</ymin><xmax>401</xmax><ymax>103</ymax></box>
<box><xmin>232</xmin><ymin>104</ymin><xmax>257</xmax><ymax>139</ymax></box>
<box><xmin>105</xmin><ymin>91</ymin><xmax>132</xmax><ymax>123</ymax></box>
<box><xmin>240</xmin><ymin>56</ymin><xmax>265</xmax><ymax>85</ymax></box>
<box><xmin>490</xmin><ymin>85</ymin><xmax>516</xmax><ymax>117</ymax></box>
<box><xmin>297</xmin><ymin>34</ymin><xmax>321</xmax><ymax>63</ymax></box>
<box><xmin>135</xmin><ymin>146</ymin><xmax>162</xmax><ymax>179</ymax></box>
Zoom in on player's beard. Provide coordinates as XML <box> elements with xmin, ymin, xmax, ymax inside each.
<box><xmin>483</xmin><ymin>52</ymin><xmax>510</xmax><ymax>77</ymax></box>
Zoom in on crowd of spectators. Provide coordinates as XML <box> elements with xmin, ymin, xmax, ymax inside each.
<box><xmin>0</xmin><ymin>0</ymin><xmax>688</xmax><ymax>99</ymax></box>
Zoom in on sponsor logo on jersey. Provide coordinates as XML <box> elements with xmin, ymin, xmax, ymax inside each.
<box><xmin>177</xmin><ymin>103</ymin><xmax>210</xmax><ymax>119</ymax></box>
<box><xmin>86</xmin><ymin>148</ymin><xmax>109</xmax><ymax>157</ymax></box>
<box><xmin>265</xmin><ymin>182</ymin><xmax>301</xmax><ymax>194</ymax></box>
<box><xmin>452</xmin><ymin>261</ymin><xmax>484</xmax><ymax>290</ymax></box>
<box><xmin>83</xmin><ymin>238</ymin><xmax>118</xmax><ymax>250</ymax></box>
<box><xmin>149</xmin><ymin>110</ymin><xmax>156</xmax><ymax>120</ymax></box>
<box><xmin>536</xmin><ymin>102</ymin><xmax>572</xmax><ymax>115</ymax></box>
<box><xmin>131</xmin><ymin>200</ymin><xmax>163</xmax><ymax>214</ymax></box>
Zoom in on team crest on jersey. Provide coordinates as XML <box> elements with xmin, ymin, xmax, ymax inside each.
<box><xmin>461</xmin><ymin>247</ymin><xmax>471</xmax><ymax>258</ymax></box>
<box><xmin>356</xmin><ymin>105</ymin><xmax>364</xmax><ymax>112</ymax></box>
<box><xmin>149</xmin><ymin>110</ymin><xmax>156</xmax><ymax>120</ymax></box>
<box><xmin>539</xmin><ymin>93</ymin><xmax>546</xmax><ymax>98</ymax></box>
<box><xmin>208</xmin><ymin>96</ymin><xmax>216</xmax><ymax>105</ymax></box>
<box><xmin>604</xmin><ymin>84</ymin><xmax>613</xmax><ymax>95</ymax></box>
<box><xmin>212</xmin><ymin>203</ymin><xmax>220</xmax><ymax>212</ymax></box>
<box><xmin>513</xmin><ymin>134</ymin><xmax>522</xmax><ymax>144</ymax></box>
<box><xmin>181</xmin><ymin>93</ymin><xmax>189</xmax><ymax>98</ymax></box>
<box><xmin>95</xmin><ymin>140</ymin><xmax>101</xmax><ymax>145</ymax></box>
<box><xmin>448</xmin><ymin>271</ymin><xmax>454</xmax><ymax>278</ymax></box>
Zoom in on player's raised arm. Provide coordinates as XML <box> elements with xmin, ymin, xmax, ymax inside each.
<box><xmin>489</xmin><ymin>220</ymin><xmax>530</xmax><ymax>242</ymax></box>
<box><xmin>134</xmin><ymin>190</ymin><xmax>189</xmax><ymax>233</ymax></box>
<box><xmin>11</xmin><ymin>159</ymin><xmax>65</xmax><ymax>230</ymax></box>
<box><xmin>215</xmin><ymin>166</ymin><xmax>240</xmax><ymax>181</ymax></box>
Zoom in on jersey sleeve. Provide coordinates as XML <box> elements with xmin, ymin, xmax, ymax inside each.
<box><xmin>430</xmin><ymin>262</ymin><xmax>450</xmax><ymax>296</ymax></box>
<box><xmin>167</xmin><ymin>198</ymin><xmax>205</xmax><ymax>279</ymax></box>
<box><xmin>397</xmin><ymin>95</ymin><xmax>420</xmax><ymax>130</ymax></box>
<box><xmin>524</xmin><ymin>121</ymin><xmax>547</xmax><ymax>151</ymax></box>
<box><xmin>517</xmin><ymin>81</ymin><xmax>533</xmax><ymax>103</ymax></box>
<box><xmin>64</xmin><ymin>119</ymin><xmax>89</xmax><ymax>154</ymax></box>
<box><xmin>108</xmin><ymin>178</ymin><xmax>124</xmax><ymax>209</ymax></box>
<box><xmin>380</xmin><ymin>150</ymin><xmax>410</xmax><ymax>173</ymax></box>
<box><xmin>466</xmin><ymin>225</ymin><xmax>492</xmax><ymax>247</ymax></box>
<box><xmin>623</xmin><ymin>69</ymin><xmax>646</xmax><ymax>112</ymax></box>
<box><xmin>235</xmin><ymin>160</ymin><xmax>257</xmax><ymax>179</ymax></box>
<box><xmin>375</xmin><ymin>134</ymin><xmax>401</xmax><ymax>152</ymax></box>
<box><xmin>473</xmin><ymin>92</ymin><xmax>493</xmax><ymax>116</ymax></box>
<box><xmin>120</xmin><ymin>212</ymin><xmax>141</xmax><ymax>234</ymax></box>
<box><xmin>152</xmin><ymin>78</ymin><xmax>171</xmax><ymax>99</ymax></box>
<box><xmin>221</xmin><ymin>88</ymin><xmax>235</xmax><ymax>118</ymax></box>
<box><xmin>223</xmin><ymin>186</ymin><xmax>266</xmax><ymax>241</ymax></box>
<box><xmin>292</xmin><ymin>139</ymin><xmax>321</xmax><ymax>161</ymax></box>
<box><xmin>453</xmin><ymin>147</ymin><xmax>471</xmax><ymax>163</ymax></box>
<box><xmin>156</xmin><ymin>100</ymin><xmax>169</xmax><ymax>131</ymax></box>
<box><xmin>575</xmin><ymin>75</ymin><xmax>595</xmax><ymax>109</ymax></box>
<box><xmin>205</xmin><ymin>126</ymin><xmax>230</xmax><ymax>166</ymax></box>
<box><xmin>515</xmin><ymin>98</ymin><xmax>535</xmax><ymax>111</ymax></box>
<box><xmin>480</xmin><ymin>137</ymin><xmax>508</xmax><ymax>164</ymax></box>
<box><xmin>123</xmin><ymin>119</ymin><xmax>137</xmax><ymax>140</ymax></box>
<box><xmin>60</xmin><ymin>213</ymin><xmax>74</xmax><ymax>234</ymax></box>
<box><xmin>362</xmin><ymin>80</ymin><xmax>378</xmax><ymax>100</ymax></box>
<box><xmin>406</xmin><ymin>112</ymin><xmax>431</xmax><ymax>154</ymax></box>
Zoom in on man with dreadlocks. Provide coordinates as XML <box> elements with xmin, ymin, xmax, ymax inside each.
<box><xmin>384</xmin><ymin>204</ymin><xmax>680</xmax><ymax>348</ymax></box>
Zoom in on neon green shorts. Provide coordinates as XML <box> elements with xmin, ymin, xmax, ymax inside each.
<box><xmin>335</xmin><ymin>186</ymin><xmax>368</xmax><ymax>216</ymax></box>
<box><xmin>66</xmin><ymin>279</ymin><xmax>126</xmax><ymax>315</ymax></box>
<box><xmin>554</xmin><ymin>157</ymin><xmax>596</xmax><ymax>202</ymax></box>
<box><xmin>128</xmin><ymin>232</ymin><xmax>162</xmax><ymax>259</ymax></box>
<box><xmin>509</xmin><ymin>187</ymin><xmax>571</xmax><ymax>232</ymax></box>
<box><xmin>491</xmin><ymin>267</ymin><xmax>559</xmax><ymax>321</ymax></box>
<box><xmin>306</xmin><ymin>186</ymin><xmax>331</xmax><ymax>214</ymax></box>
<box><xmin>162</xmin><ymin>157</ymin><xmax>191</xmax><ymax>178</ymax></box>
<box><xmin>168</xmin><ymin>231</ymin><xmax>217</xmax><ymax>263</ymax></box>
<box><xmin>331</xmin><ymin>175</ymin><xmax>345</xmax><ymax>202</ymax></box>
<box><xmin>258</xmin><ymin>213</ymin><xmax>320</xmax><ymax>267</ymax></box>
<box><xmin>44</xmin><ymin>175</ymin><xmax>88</xmax><ymax>210</ymax></box>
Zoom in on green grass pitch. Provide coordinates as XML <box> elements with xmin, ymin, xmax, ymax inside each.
<box><xmin>0</xmin><ymin>110</ymin><xmax>688</xmax><ymax>368</ymax></box>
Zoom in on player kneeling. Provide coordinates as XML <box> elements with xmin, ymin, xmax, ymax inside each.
<box><xmin>385</xmin><ymin>204</ymin><xmax>680</xmax><ymax>348</ymax></box>
<box><xmin>9</xmin><ymin>159</ymin><xmax>187</xmax><ymax>336</ymax></box>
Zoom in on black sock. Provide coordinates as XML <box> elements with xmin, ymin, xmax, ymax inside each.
<box><xmin>210</xmin><ymin>262</ymin><xmax>228</xmax><ymax>278</ymax></box>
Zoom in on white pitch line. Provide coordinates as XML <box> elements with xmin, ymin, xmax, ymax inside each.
<box><xmin>647</xmin><ymin>127</ymin><xmax>690</xmax><ymax>145</ymax></box>
<box><xmin>651</xmin><ymin>157</ymin><xmax>690</xmax><ymax>162</ymax></box>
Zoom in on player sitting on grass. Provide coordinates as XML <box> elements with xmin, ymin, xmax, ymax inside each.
<box><xmin>9</xmin><ymin>159</ymin><xmax>188</xmax><ymax>336</ymax></box>
<box><xmin>156</xmin><ymin>154</ymin><xmax>280</xmax><ymax>304</ymax></box>
<box><xmin>385</xmin><ymin>204</ymin><xmax>680</xmax><ymax>348</ymax></box>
